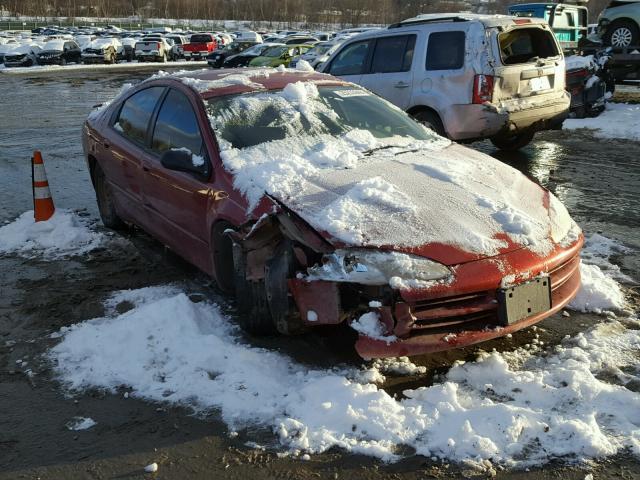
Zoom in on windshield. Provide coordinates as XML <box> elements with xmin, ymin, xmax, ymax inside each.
<box><xmin>263</xmin><ymin>46</ymin><xmax>288</xmax><ymax>57</ymax></box>
<box><xmin>207</xmin><ymin>84</ymin><xmax>433</xmax><ymax>150</ymax></box>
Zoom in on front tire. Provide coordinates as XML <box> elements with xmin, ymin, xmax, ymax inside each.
<box><xmin>490</xmin><ymin>131</ymin><xmax>535</xmax><ymax>151</ymax></box>
<box><xmin>604</xmin><ymin>20</ymin><xmax>639</xmax><ymax>48</ymax></box>
<box><xmin>94</xmin><ymin>166</ymin><xmax>125</xmax><ymax>230</ymax></box>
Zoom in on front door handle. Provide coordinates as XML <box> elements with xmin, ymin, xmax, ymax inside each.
<box><xmin>394</xmin><ymin>82</ymin><xmax>410</xmax><ymax>89</ymax></box>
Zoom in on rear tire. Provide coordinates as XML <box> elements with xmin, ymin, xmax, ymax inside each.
<box><xmin>411</xmin><ymin>109</ymin><xmax>446</xmax><ymax>137</ymax></box>
<box><xmin>490</xmin><ymin>131</ymin><xmax>535</xmax><ymax>151</ymax></box>
<box><xmin>94</xmin><ymin>166</ymin><xmax>125</xmax><ymax>230</ymax></box>
<box><xmin>604</xmin><ymin>20</ymin><xmax>639</xmax><ymax>48</ymax></box>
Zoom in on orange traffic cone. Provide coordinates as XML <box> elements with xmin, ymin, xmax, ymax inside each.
<box><xmin>32</xmin><ymin>151</ymin><xmax>55</xmax><ymax>222</ymax></box>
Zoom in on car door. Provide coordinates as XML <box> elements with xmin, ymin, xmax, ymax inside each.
<box><xmin>358</xmin><ymin>34</ymin><xmax>417</xmax><ymax>110</ymax></box>
<box><xmin>324</xmin><ymin>38</ymin><xmax>374</xmax><ymax>85</ymax></box>
<box><xmin>141</xmin><ymin>87</ymin><xmax>214</xmax><ymax>269</ymax></box>
<box><xmin>104</xmin><ymin>86</ymin><xmax>165</xmax><ymax>224</ymax></box>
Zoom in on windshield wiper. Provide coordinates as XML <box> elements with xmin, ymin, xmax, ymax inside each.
<box><xmin>362</xmin><ymin>145</ymin><xmax>402</xmax><ymax>156</ymax></box>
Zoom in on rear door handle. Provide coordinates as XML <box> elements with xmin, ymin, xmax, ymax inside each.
<box><xmin>142</xmin><ymin>166</ymin><xmax>149</xmax><ymax>172</ymax></box>
<box><xmin>103</xmin><ymin>142</ymin><xmax>110</xmax><ymax>149</ymax></box>
<box><xmin>394</xmin><ymin>82</ymin><xmax>410</xmax><ymax>89</ymax></box>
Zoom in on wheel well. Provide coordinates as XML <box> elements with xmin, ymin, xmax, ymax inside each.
<box><xmin>407</xmin><ymin>105</ymin><xmax>441</xmax><ymax>119</ymax></box>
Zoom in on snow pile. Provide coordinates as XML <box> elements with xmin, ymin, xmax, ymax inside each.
<box><xmin>565</xmin><ymin>54</ymin><xmax>595</xmax><ymax>71</ymax></box>
<box><xmin>350</xmin><ymin>312</ymin><xmax>397</xmax><ymax>343</ymax></box>
<box><xmin>564</xmin><ymin>103</ymin><xmax>640</xmax><ymax>141</ymax></box>
<box><xmin>0</xmin><ymin>210</ymin><xmax>104</xmax><ymax>258</ymax></box>
<box><xmin>568</xmin><ymin>233</ymin><xmax>631</xmax><ymax>314</ymax></box>
<box><xmin>295</xmin><ymin>59</ymin><xmax>315</xmax><ymax>72</ymax></box>
<box><xmin>49</xmin><ymin>278</ymin><xmax>640</xmax><ymax>468</ymax></box>
<box><xmin>66</xmin><ymin>417</ymin><xmax>96</xmax><ymax>431</ymax></box>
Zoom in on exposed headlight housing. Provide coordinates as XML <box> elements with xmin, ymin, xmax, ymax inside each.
<box><xmin>306</xmin><ymin>249</ymin><xmax>451</xmax><ymax>286</ymax></box>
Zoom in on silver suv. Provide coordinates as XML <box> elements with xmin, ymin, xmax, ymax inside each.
<box><xmin>319</xmin><ymin>14</ymin><xmax>570</xmax><ymax>150</ymax></box>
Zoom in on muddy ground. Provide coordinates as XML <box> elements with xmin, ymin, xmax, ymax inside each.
<box><xmin>0</xmin><ymin>70</ymin><xmax>639</xmax><ymax>479</ymax></box>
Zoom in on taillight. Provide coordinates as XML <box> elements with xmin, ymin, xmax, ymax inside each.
<box><xmin>156</xmin><ymin>42</ymin><xmax>161</xmax><ymax>49</ymax></box>
<box><xmin>473</xmin><ymin>74</ymin><xmax>494</xmax><ymax>104</ymax></box>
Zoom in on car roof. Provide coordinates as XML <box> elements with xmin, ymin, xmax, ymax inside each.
<box><xmin>150</xmin><ymin>68</ymin><xmax>344</xmax><ymax>98</ymax></box>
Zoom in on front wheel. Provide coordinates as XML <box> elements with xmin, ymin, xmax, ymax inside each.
<box><xmin>490</xmin><ymin>131</ymin><xmax>535</xmax><ymax>151</ymax></box>
<box><xmin>94</xmin><ymin>166</ymin><xmax>125</xmax><ymax>230</ymax></box>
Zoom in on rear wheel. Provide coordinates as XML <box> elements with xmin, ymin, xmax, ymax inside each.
<box><xmin>94</xmin><ymin>166</ymin><xmax>125</xmax><ymax>230</ymax></box>
<box><xmin>490</xmin><ymin>131</ymin><xmax>535</xmax><ymax>151</ymax></box>
<box><xmin>411</xmin><ymin>109</ymin><xmax>446</xmax><ymax>137</ymax></box>
<box><xmin>604</xmin><ymin>20</ymin><xmax>639</xmax><ymax>48</ymax></box>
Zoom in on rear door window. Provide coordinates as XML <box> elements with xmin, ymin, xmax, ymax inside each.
<box><xmin>426</xmin><ymin>31</ymin><xmax>465</xmax><ymax>70</ymax></box>
<box><xmin>499</xmin><ymin>28</ymin><xmax>559</xmax><ymax>65</ymax></box>
<box><xmin>114</xmin><ymin>87</ymin><xmax>164</xmax><ymax>145</ymax></box>
<box><xmin>328</xmin><ymin>40</ymin><xmax>372</xmax><ymax>76</ymax></box>
<box><xmin>151</xmin><ymin>89</ymin><xmax>207</xmax><ymax>172</ymax></box>
<box><xmin>370</xmin><ymin>34</ymin><xmax>416</xmax><ymax>73</ymax></box>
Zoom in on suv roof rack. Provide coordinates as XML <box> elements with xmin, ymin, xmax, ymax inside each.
<box><xmin>388</xmin><ymin>16</ymin><xmax>471</xmax><ymax>29</ymax></box>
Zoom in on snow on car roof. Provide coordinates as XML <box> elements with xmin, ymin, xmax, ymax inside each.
<box><xmin>43</xmin><ymin>40</ymin><xmax>66</xmax><ymax>50</ymax></box>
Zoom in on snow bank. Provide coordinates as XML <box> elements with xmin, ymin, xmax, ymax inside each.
<box><xmin>0</xmin><ymin>210</ymin><xmax>104</xmax><ymax>258</ymax></box>
<box><xmin>564</xmin><ymin>103</ymin><xmax>640</xmax><ymax>141</ymax></box>
<box><xmin>49</xmin><ymin>280</ymin><xmax>640</xmax><ymax>468</ymax></box>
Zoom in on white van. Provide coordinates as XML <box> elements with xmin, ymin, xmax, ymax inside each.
<box><xmin>319</xmin><ymin>14</ymin><xmax>570</xmax><ymax>150</ymax></box>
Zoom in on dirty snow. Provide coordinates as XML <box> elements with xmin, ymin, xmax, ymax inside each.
<box><xmin>48</xmin><ymin>252</ymin><xmax>637</xmax><ymax>469</ymax></box>
<box><xmin>0</xmin><ymin>209</ymin><xmax>104</xmax><ymax>258</ymax></box>
<box><xmin>66</xmin><ymin>416</ymin><xmax>96</xmax><ymax>431</ymax></box>
<box><xmin>564</xmin><ymin>103</ymin><xmax>640</xmax><ymax>141</ymax></box>
<box><xmin>210</xmin><ymin>81</ymin><xmax>575</xmax><ymax>257</ymax></box>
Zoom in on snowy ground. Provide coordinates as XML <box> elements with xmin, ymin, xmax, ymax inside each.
<box><xmin>0</xmin><ymin>59</ymin><xmax>207</xmax><ymax>75</ymax></box>
<box><xmin>5</xmin><ymin>206</ymin><xmax>627</xmax><ymax>470</ymax></box>
<box><xmin>564</xmin><ymin>103</ymin><xmax>640</xmax><ymax>142</ymax></box>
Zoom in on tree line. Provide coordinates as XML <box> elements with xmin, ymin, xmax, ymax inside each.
<box><xmin>2</xmin><ymin>0</ymin><xmax>610</xmax><ymax>28</ymax></box>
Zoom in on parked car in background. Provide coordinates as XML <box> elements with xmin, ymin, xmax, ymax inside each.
<box><xmin>597</xmin><ymin>0</ymin><xmax>640</xmax><ymax>47</ymax></box>
<box><xmin>207</xmin><ymin>41</ymin><xmax>260</xmax><ymax>68</ymax></box>
<box><xmin>283</xmin><ymin>36</ymin><xmax>319</xmax><ymax>45</ymax></box>
<box><xmin>117</xmin><ymin>37</ymin><xmax>137</xmax><ymax>62</ymax></box>
<box><xmin>36</xmin><ymin>39</ymin><xmax>81</xmax><ymax>65</ymax></box>
<box><xmin>222</xmin><ymin>42</ymin><xmax>285</xmax><ymax>67</ymax></box>
<box><xmin>320</xmin><ymin>14</ymin><xmax>570</xmax><ymax>150</ymax></box>
<box><xmin>4</xmin><ymin>44</ymin><xmax>41</xmax><ymax>67</ymax></box>
<box><xmin>0</xmin><ymin>42</ymin><xmax>18</xmax><ymax>64</ymax></box>
<box><xmin>166</xmin><ymin>34</ymin><xmax>188</xmax><ymax>59</ymax></box>
<box><xmin>83</xmin><ymin>69</ymin><xmax>583</xmax><ymax>359</ymax></box>
<box><xmin>508</xmin><ymin>2</ymin><xmax>588</xmax><ymax>51</ymax></box>
<box><xmin>135</xmin><ymin>35</ymin><xmax>172</xmax><ymax>62</ymax></box>
<box><xmin>82</xmin><ymin>38</ymin><xmax>119</xmax><ymax>64</ymax></box>
<box><xmin>249</xmin><ymin>44</ymin><xmax>313</xmax><ymax>67</ymax></box>
<box><xmin>184</xmin><ymin>33</ymin><xmax>218</xmax><ymax>60</ymax></box>
<box><xmin>290</xmin><ymin>41</ymin><xmax>342</xmax><ymax>69</ymax></box>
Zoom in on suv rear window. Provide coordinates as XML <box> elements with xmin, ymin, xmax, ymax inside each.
<box><xmin>426</xmin><ymin>31</ymin><xmax>465</xmax><ymax>70</ymax></box>
<box><xmin>190</xmin><ymin>34</ymin><xmax>213</xmax><ymax>43</ymax></box>
<box><xmin>499</xmin><ymin>28</ymin><xmax>559</xmax><ymax>65</ymax></box>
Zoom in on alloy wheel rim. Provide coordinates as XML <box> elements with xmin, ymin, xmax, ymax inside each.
<box><xmin>611</xmin><ymin>27</ymin><xmax>633</xmax><ymax>46</ymax></box>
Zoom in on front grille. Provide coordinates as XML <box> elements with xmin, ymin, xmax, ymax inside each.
<box><xmin>407</xmin><ymin>253</ymin><xmax>580</xmax><ymax>334</ymax></box>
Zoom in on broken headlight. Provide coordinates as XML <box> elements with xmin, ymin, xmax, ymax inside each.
<box><xmin>306</xmin><ymin>249</ymin><xmax>451</xmax><ymax>286</ymax></box>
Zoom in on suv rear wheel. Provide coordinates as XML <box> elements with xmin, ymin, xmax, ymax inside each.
<box><xmin>411</xmin><ymin>109</ymin><xmax>446</xmax><ymax>137</ymax></box>
<box><xmin>605</xmin><ymin>20</ymin><xmax>639</xmax><ymax>47</ymax></box>
<box><xmin>490</xmin><ymin>131</ymin><xmax>535</xmax><ymax>151</ymax></box>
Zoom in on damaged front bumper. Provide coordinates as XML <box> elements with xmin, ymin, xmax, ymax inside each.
<box><xmin>287</xmin><ymin>237</ymin><xmax>583</xmax><ymax>359</ymax></box>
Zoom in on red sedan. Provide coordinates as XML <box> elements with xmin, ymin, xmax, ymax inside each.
<box><xmin>83</xmin><ymin>68</ymin><xmax>583</xmax><ymax>359</ymax></box>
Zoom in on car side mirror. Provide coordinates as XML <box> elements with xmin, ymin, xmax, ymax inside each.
<box><xmin>160</xmin><ymin>148</ymin><xmax>203</xmax><ymax>175</ymax></box>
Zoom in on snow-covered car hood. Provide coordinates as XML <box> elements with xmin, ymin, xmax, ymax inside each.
<box><xmin>271</xmin><ymin>143</ymin><xmax>578</xmax><ymax>263</ymax></box>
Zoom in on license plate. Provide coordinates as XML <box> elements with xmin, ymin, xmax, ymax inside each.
<box><xmin>497</xmin><ymin>277</ymin><xmax>551</xmax><ymax>326</ymax></box>
<box><xmin>530</xmin><ymin>76</ymin><xmax>551</xmax><ymax>92</ymax></box>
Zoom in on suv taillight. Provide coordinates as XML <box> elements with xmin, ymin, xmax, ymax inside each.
<box><xmin>156</xmin><ymin>42</ymin><xmax>161</xmax><ymax>49</ymax></box>
<box><xmin>473</xmin><ymin>74</ymin><xmax>494</xmax><ymax>104</ymax></box>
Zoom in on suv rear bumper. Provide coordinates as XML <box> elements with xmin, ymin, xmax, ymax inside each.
<box><xmin>445</xmin><ymin>93</ymin><xmax>570</xmax><ymax>141</ymax></box>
